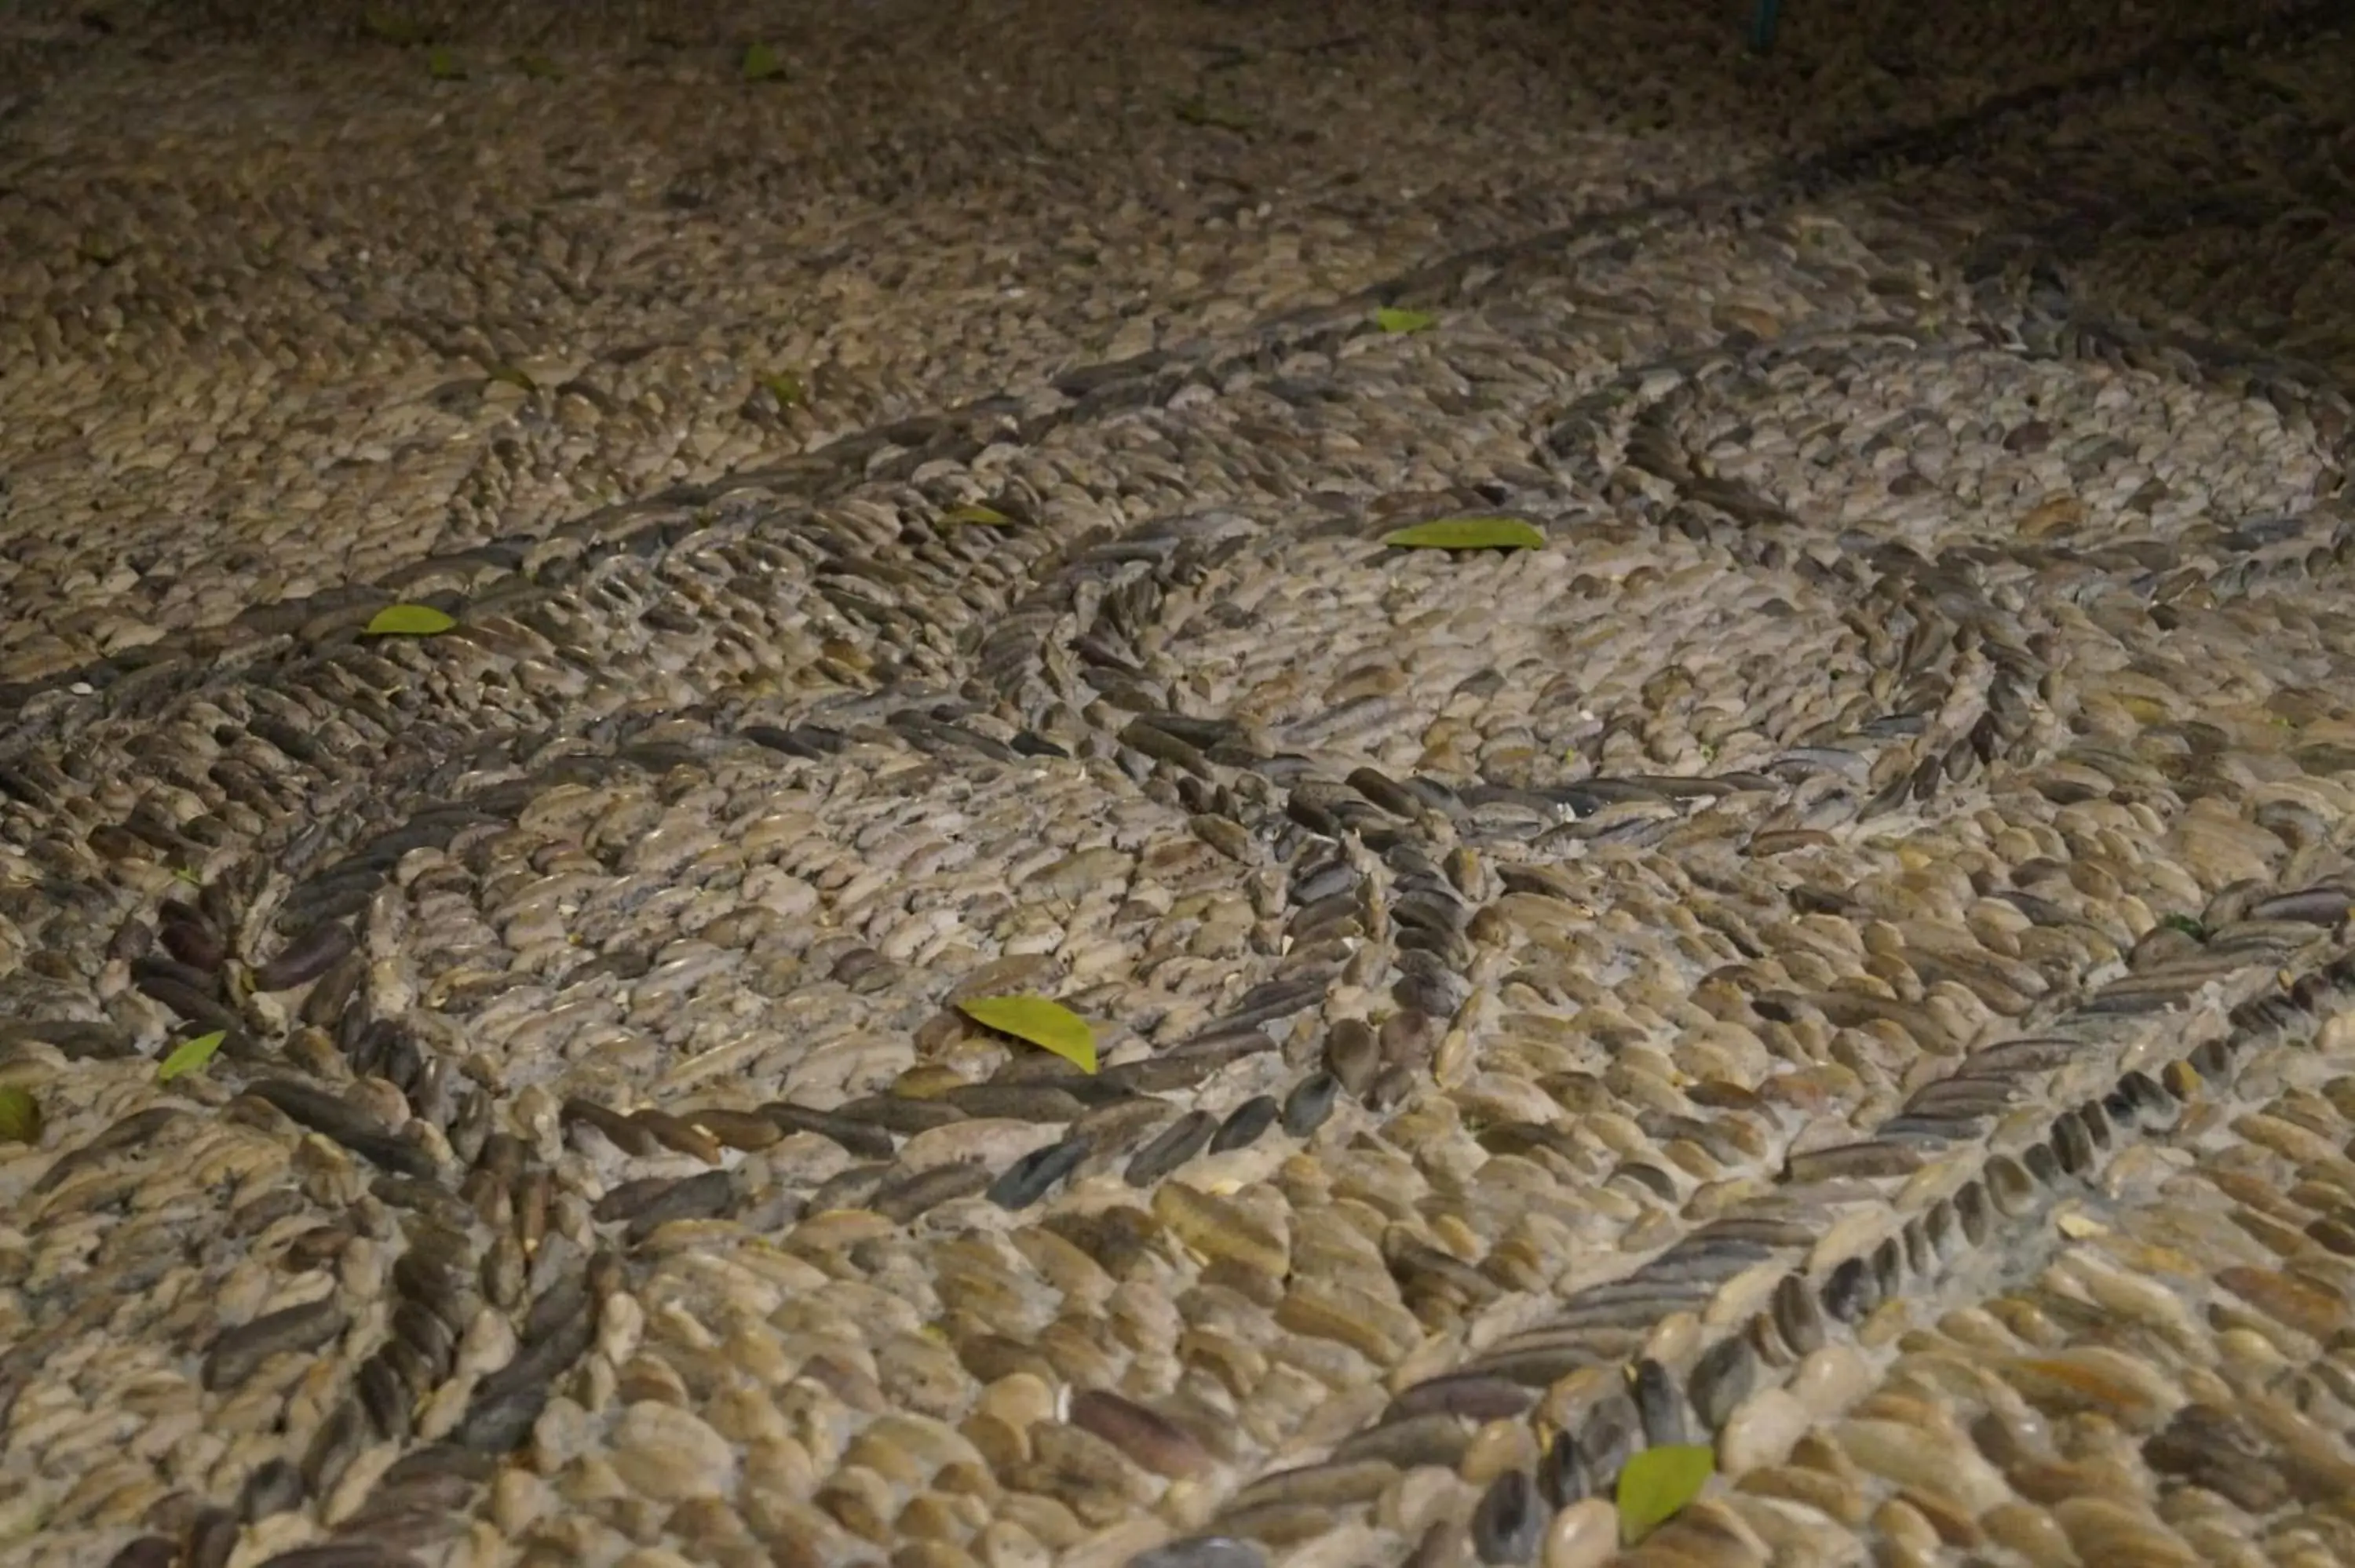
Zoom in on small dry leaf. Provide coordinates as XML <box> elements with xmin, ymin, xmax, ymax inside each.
<box><xmin>1381</xmin><ymin>516</ymin><xmax>1546</xmax><ymax>552</ymax></box>
<box><xmin>1375</xmin><ymin>307</ymin><xmax>1437</xmax><ymax>334</ymax></box>
<box><xmin>363</xmin><ymin>603</ymin><xmax>458</xmax><ymax>637</ymax></box>
<box><xmin>1617</xmin><ymin>1443</ymin><xmax>1715</xmax><ymax>1544</ymax></box>
<box><xmin>486</xmin><ymin>363</ymin><xmax>537</xmax><ymax>392</ymax></box>
<box><xmin>157</xmin><ymin>1030</ymin><xmax>227</xmax><ymax>1085</ymax></box>
<box><xmin>956</xmin><ymin>995</ymin><xmax>1097</xmax><ymax>1074</ymax></box>
<box><xmin>0</xmin><ymin>1086</ymin><xmax>40</xmax><ymax>1145</ymax></box>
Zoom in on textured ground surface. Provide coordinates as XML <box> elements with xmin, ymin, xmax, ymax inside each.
<box><xmin>6</xmin><ymin>2</ymin><xmax>2355</xmax><ymax>1566</ymax></box>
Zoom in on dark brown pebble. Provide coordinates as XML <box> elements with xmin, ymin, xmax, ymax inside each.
<box><xmin>359</xmin><ymin>1353</ymin><xmax>412</xmax><ymax>1441</ymax></box>
<box><xmin>608</xmin><ymin>1171</ymin><xmax>736</xmax><ymax>1241</ymax></box>
<box><xmin>299</xmin><ymin>951</ymin><xmax>367</xmax><ymax>1028</ymax></box>
<box><xmin>761</xmin><ymin>1100</ymin><xmax>896</xmax><ymax>1158</ymax></box>
<box><xmin>252</xmin><ymin>921</ymin><xmax>357</xmax><ymax>992</ymax></box>
<box><xmin>282</xmin><ymin>1223</ymin><xmax>355</xmax><ymax>1271</ymax></box>
<box><xmin>300</xmin><ymin>1398</ymin><xmax>368</xmax><ymax>1498</ymax></box>
<box><xmin>1210</xmin><ymin>1096</ymin><xmax>1279</xmax><ymax>1153</ymax></box>
<box><xmin>203</xmin><ymin>1300</ymin><xmax>351</xmax><ymax>1391</ymax></box>
<box><xmin>834</xmin><ymin>1094</ymin><xmax>967</xmax><ymax>1133</ymax></box>
<box><xmin>159</xmin><ymin>903</ymin><xmax>228</xmax><ymax>972</ymax></box>
<box><xmin>874</xmin><ymin>1161</ymin><xmax>992</xmax><ymax>1222</ymax></box>
<box><xmin>31</xmin><ymin>1107</ymin><xmax>185</xmax><ymax>1195</ymax></box>
<box><xmin>239</xmin><ymin>1457</ymin><xmax>304</xmax><ymax>1521</ymax></box>
<box><xmin>632</xmin><ymin>1108</ymin><xmax>724</xmax><ymax>1163</ymax></box>
<box><xmin>808</xmin><ymin>1163</ymin><xmax>892</xmax><ymax>1213</ymax></box>
<box><xmin>684</xmin><ymin>1107</ymin><xmax>783</xmax><ymax>1151</ymax></box>
<box><xmin>1324</xmin><ymin>1019</ymin><xmax>1379</xmax><ymax>1095</ymax></box>
<box><xmin>1470</xmin><ymin>1469</ymin><xmax>1543</xmax><ymax>1564</ymax></box>
<box><xmin>1281</xmin><ymin>1072</ymin><xmax>1339</xmax><ymax>1137</ymax></box>
<box><xmin>1333</xmin><ymin>1413</ymin><xmax>1477</xmax><ymax>1469</ymax></box>
<box><xmin>1100</xmin><ymin>1050</ymin><xmax>1251</xmax><ymax>1092</ymax></box>
<box><xmin>1073</xmin><ymin>1096</ymin><xmax>1178</xmax><ymax>1150</ymax></box>
<box><xmin>2142</xmin><ymin>1403</ymin><xmax>2291</xmax><ymax>1511</ymax></box>
<box><xmin>370</xmin><ymin>1176</ymin><xmax>473</xmax><ymax>1230</ymax></box>
<box><xmin>1386</xmin><ymin>1375</ymin><xmax>1532</xmax><ymax>1424</ymax></box>
<box><xmin>253</xmin><ymin>1544</ymin><xmax>423</xmax><ymax>1568</ymax></box>
<box><xmin>241</xmin><ymin>1079</ymin><xmax>436</xmax><ymax>1178</ymax></box>
<box><xmin>988</xmin><ymin>1136</ymin><xmax>1092</xmax><ymax>1210</ymax></box>
<box><xmin>1537</xmin><ymin>1429</ymin><xmax>1587</xmax><ymax>1508</ymax></box>
<box><xmin>1364</xmin><ymin>1063</ymin><xmax>1417</xmax><ymax>1111</ymax></box>
<box><xmin>1070</xmin><ymin>1388</ymin><xmax>1212</xmax><ymax>1478</ymax></box>
<box><xmin>138</xmin><ymin>973</ymin><xmax>240</xmax><ymax>1033</ymax></box>
<box><xmin>1771</xmin><ymin>1272</ymin><xmax>1825</xmax><ymax>1355</ymax></box>
<box><xmin>558</xmin><ymin>1096</ymin><xmax>661</xmax><ymax>1158</ymax></box>
<box><xmin>1126</xmin><ymin>1110</ymin><xmax>1216</xmax><ymax>1186</ymax></box>
<box><xmin>184</xmin><ymin>1510</ymin><xmax>240</xmax><ymax>1568</ymax></box>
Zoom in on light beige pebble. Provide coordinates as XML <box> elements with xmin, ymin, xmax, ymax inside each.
<box><xmin>1831</xmin><ymin>1417</ymin><xmax>2011</xmax><ymax>1515</ymax></box>
<box><xmin>1787</xmin><ymin>1345</ymin><xmax>1875</xmax><ymax>1418</ymax></box>
<box><xmin>610</xmin><ymin>1401</ymin><xmax>739</xmax><ymax>1502</ymax></box>
<box><xmin>1542</xmin><ymin>1498</ymin><xmax>1620</xmax><ymax>1568</ymax></box>
<box><xmin>1718</xmin><ymin>1386</ymin><xmax>1811</xmax><ymax>1475</ymax></box>
<box><xmin>1057</xmin><ymin>1515</ymin><xmax>1172</xmax><ymax>1568</ymax></box>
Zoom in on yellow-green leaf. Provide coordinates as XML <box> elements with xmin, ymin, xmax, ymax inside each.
<box><xmin>743</xmin><ymin>42</ymin><xmax>784</xmax><ymax>82</ymax></box>
<box><xmin>517</xmin><ymin>53</ymin><xmax>562</xmax><ymax>79</ymax></box>
<box><xmin>940</xmin><ymin>504</ymin><xmax>1016</xmax><ymax>527</ymax></box>
<box><xmin>364</xmin><ymin>603</ymin><xmax>458</xmax><ymax>637</ymax></box>
<box><xmin>956</xmin><ymin>995</ymin><xmax>1097</xmax><ymax>1074</ymax></box>
<box><xmin>1616</xmin><ymin>1443</ymin><xmax>1715</xmax><ymax>1545</ymax></box>
<box><xmin>758</xmin><ymin>370</ymin><xmax>805</xmax><ymax>407</ymax></box>
<box><xmin>1375</xmin><ymin>307</ymin><xmax>1437</xmax><ymax>334</ymax></box>
<box><xmin>427</xmin><ymin>46</ymin><xmax>463</xmax><ymax>79</ymax></box>
<box><xmin>486</xmin><ymin>363</ymin><xmax>537</xmax><ymax>392</ymax></box>
<box><xmin>157</xmin><ymin>1030</ymin><xmax>227</xmax><ymax>1085</ymax></box>
<box><xmin>0</xmin><ymin>1085</ymin><xmax>40</xmax><ymax>1145</ymax></box>
<box><xmin>171</xmin><ymin>866</ymin><xmax>202</xmax><ymax>887</ymax></box>
<box><xmin>1381</xmin><ymin>516</ymin><xmax>1546</xmax><ymax>552</ymax></box>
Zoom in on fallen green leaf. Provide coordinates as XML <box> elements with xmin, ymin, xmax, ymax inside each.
<box><xmin>2160</xmin><ymin>913</ymin><xmax>2207</xmax><ymax>941</ymax></box>
<box><xmin>1375</xmin><ymin>306</ymin><xmax>1437</xmax><ymax>334</ymax></box>
<box><xmin>1381</xmin><ymin>516</ymin><xmax>1546</xmax><ymax>552</ymax></box>
<box><xmin>0</xmin><ymin>1085</ymin><xmax>40</xmax><ymax>1145</ymax></box>
<box><xmin>743</xmin><ymin>42</ymin><xmax>785</xmax><ymax>82</ymax></box>
<box><xmin>427</xmin><ymin>46</ymin><xmax>463</xmax><ymax>79</ymax></box>
<box><xmin>758</xmin><ymin>370</ymin><xmax>805</xmax><ymax>407</ymax></box>
<box><xmin>957</xmin><ymin>995</ymin><xmax>1097</xmax><ymax>1074</ymax></box>
<box><xmin>157</xmin><ymin>1030</ymin><xmax>227</xmax><ymax>1085</ymax></box>
<box><xmin>940</xmin><ymin>504</ymin><xmax>1017</xmax><ymax>527</ymax></box>
<box><xmin>1616</xmin><ymin>1442</ymin><xmax>1715</xmax><ymax>1545</ymax></box>
<box><xmin>486</xmin><ymin>363</ymin><xmax>537</xmax><ymax>392</ymax></box>
<box><xmin>516</xmin><ymin>53</ymin><xmax>562</xmax><ymax>79</ymax></box>
<box><xmin>171</xmin><ymin>866</ymin><xmax>202</xmax><ymax>887</ymax></box>
<box><xmin>364</xmin><ymin>603</ymin><xmax>459</xmax><ymax>637</ymax></box>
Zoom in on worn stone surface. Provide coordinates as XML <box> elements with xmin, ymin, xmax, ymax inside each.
<box><xmin>5</xmin><ymin>1</ymin><xmax>2355</xmax><ymax>1566</ymax></box>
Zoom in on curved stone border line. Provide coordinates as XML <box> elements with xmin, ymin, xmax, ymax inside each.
<box><xmin>1157</xmin><ymin>927</ymin><xmax>2355</xmax><ymax>1567</ymax></box>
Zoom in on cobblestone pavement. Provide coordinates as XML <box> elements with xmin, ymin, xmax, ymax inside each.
<box><xmin>5</xmin><ymin>2</ymin><xmax>2355</xmax><ymax>1566</ymax></box>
